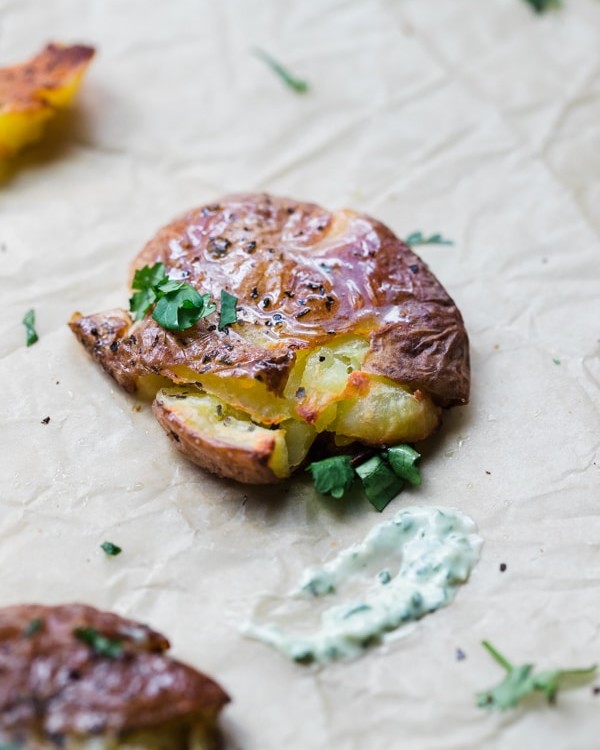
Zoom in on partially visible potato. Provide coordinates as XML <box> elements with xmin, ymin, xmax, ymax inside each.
<box><xmin>70</xmin><ymin>194</ymin><xmax>469</xmax><ymax>484</ymax></box>
<box><xmin>0</xmin><ymin>603</ymin><xmax>229</xmax><ymax>749</ymax></box>
<box><xmin>0</xmin><ymin>43</ymin><xmax>95</xmax><ymax>157</ymax></box>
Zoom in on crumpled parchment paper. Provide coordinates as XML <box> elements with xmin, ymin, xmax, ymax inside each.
<box><xmin>1</xmin><ymin>1</ymin><xmax>599</xmax><ymax>748</ymax></box>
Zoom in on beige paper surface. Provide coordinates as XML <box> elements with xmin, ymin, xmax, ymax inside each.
<box><xmin>1</xmin><ymin>1</ymin><xmax>600</xmax><ymax>748</ymax></box>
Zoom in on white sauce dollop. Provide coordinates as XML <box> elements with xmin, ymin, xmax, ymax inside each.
<box><xmin>242</xmin><ymin>505</ymin><xmax>482</xmax><ymax>662</ymax></box>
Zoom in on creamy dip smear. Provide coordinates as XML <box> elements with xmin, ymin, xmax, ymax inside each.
<box><xmin>242</xmin><ymin>506</ymin><xmax>482</xmax><ymax>662</ymax></box>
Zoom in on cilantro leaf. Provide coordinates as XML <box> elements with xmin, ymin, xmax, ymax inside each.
<box><xmin>22</xmin><ymin>308</ymin><xmax>38</xmax><ymax>346</ymax></box>
<box><xmin>255</xmin><ymin>48</ymin><xmax>309</xmax><ymax>93</ymax></box>
<box><xmin>129</xmin><ymin>263</ymin><xmax>217</xmax><ymax>331</ymax></box>
<box><xmin>355</xmin><ymin>455</ymin><xmax>404</xmax><ymax>512</ymax></box>
<box><xmin>387</xmin><ymin>445</ymin><xmax>421</xmax><ymax>486</ymax></box>
<box><xmin>132</xmin><ymin>261</ymin><xmax>167</xmax><ymax>290</ymax></box>
<box><xmin>130</xmin><ymin>288</ymin><xmax>157</xmax><ymax>321</ymax></box>
<box><xmin>129</xmin><ymin>262</ymin><xmax>166</xmax><ymax>321</ymax></box>
<box><xmin>405</xmin><ymin>232</ymin><xmax>453</xmax><ymax>247</ymax></box>
<box><xmin>522</xmin><ymin>0</ymin><xmax>561</xmax><ymax>13</ymax></box>
<box><xmin>156</xmin><ymin>277</ymin><xmax>187</xmax><ymax>294</ymax></box>
<box><xmin>477</xmin><ymin>640</ymin><xmax>596</xmax><ymax>710</ymax></box>
<box><xmin>219</xmin><ymin>289</ymin><xmax>238</xmax><ymax>330</ymax></box>
<box><xmin>307</xmin><ymin>455</ymin><xmax>355</xmax><ymax>499</ymax></box>
<box><xmin>100</xmin><ymin>541</ymin><xmax>122</xmax><ymax>556</ymax></box>
<box><xmin>74</xmin><ymin>626</ymin><xmax>123</xmax><ymax>658</ymax></box>
<box><xmin>153</xmin><ymin>286</ymin><xmax>215</xmax><ymax>331</ymax></box>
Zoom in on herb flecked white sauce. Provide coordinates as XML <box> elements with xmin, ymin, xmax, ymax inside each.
<box><xmin>243</xmin><ymin>506</ymin><xmax>482</xmax><ymax>663</ymax></box>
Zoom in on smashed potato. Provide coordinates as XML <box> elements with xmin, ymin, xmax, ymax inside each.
<box><xmin>0</xmin><ymin>43</ymin><xmax>95</xmax><ymax>157</ymax></box>
<box><xmin>0</xmin><ymin>603</ymin><xmax>229</xmax><ymax>749</ymax></box>
<box><xmin>70</xmin><ymin>194</ymin><xmax>470</xmax><ymax>484</ymax></box>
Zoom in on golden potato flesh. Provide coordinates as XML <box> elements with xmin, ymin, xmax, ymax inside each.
<box><xmin>154</xmin><ymin>388</ymin><xmax>300</xmax><ymax>483</ymax></box>
<box><xmin>70</xmin><ymin>194</ymin><xmax>469</xmax><ymax>484</ymax></box>
<box><xmin>0</xmin><ymin>42</ymin><xmax>95</xmax><ymax>157</ymax></box>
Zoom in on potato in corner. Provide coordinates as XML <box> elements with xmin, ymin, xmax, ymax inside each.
<box><xmin>69</xmin><ymin>194</ymin><xmax>470</xmax><ymax>484</ymax></box>
<box><xmin>0</xmin><ymin>603</ymin><xmax>229</xmax><ymax>749</ymax></box>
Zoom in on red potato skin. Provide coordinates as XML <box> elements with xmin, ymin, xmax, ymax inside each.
<box><xmin>152</xmin><ymin>395</ymin><xmax>281</xmax><ymax>484</ymax></box>
<box><xmin>0</xmin><ymin>43</ymin><xmax>95</xmax><ymax>113</ymax></box>
<box><xmin>69</xmin><ymin>193</ymin><xmax>469</xmax><ymax>407</ymax></box>
<box><xmin>0</xmin><ymin>603</ymin><xmax>229</xmax><ymax>739</ymax></box>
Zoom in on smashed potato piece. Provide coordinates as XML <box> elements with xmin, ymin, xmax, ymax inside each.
<box><xmin>0</xmin><ymin>603</ymin><xmax>229</xmax><ymax>749</ymax></box>
<box><xmin>154</xmin><ymin>388</ymin><xmax>317</xmax><ymax>482</ymax></box>
<box><xmin>70</xmin><ymin>194</ymin><xmax>469</xmax><ymax>484</ymax></box>
<box><xmin>154</xmin><ymin>388</ymin><xmax>293</xmax><ymax>483</ymax></box>
<box><xmin>0</xmin><ymin>42</ymin><xmax>95</xmax><ymax>157</ymax></box>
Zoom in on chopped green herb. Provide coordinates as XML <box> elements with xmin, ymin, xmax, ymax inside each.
<box><xmin>129</xmin><ymin>263</ymin><xmax>216</xmax><ymax>331</ymax></box>
<box><xmin>22</xmin><ymin>308</ymin><xmax>38</xmax><ymax>347</ymax></box>
<box><xmin>477</xmin><ymin>640</ymin><xmax>596</xmax><ymax>710</ymax></box>
<box><xmin>405</xmin><ymin>232</ymin><xmax>454</xmax><ymax>247</ymax></box>
<box><xmin>100</xmin><ymin>541</ymin><xmax>122</xmax><ymax>556</ymax></box>
<box><xmin>153</xmin><ymin>285</ymin><xmax>215</xmax><ymax>331</ymax></box>
<box><xmin>74</xmin><ymin>626</ymin><xmax>123</xmax><ymax>659</ymax></box>
<box><xmin>307</xmin><ymin>455</ymin><xmax>355</xmax><ymax>499</ymax></box>
<box><xmin>130</xmin><ymin>262</ymin><xmax>166</xmax><ymax>320</ymax></box>
<box><xmin>522</xmin><ymin>0</ymin><xmax>561</xmax><ymax>13</ymax></box>
<box><xmin>255</xmin><ymin>48</ymin><xmax>309</xmax><ymax>93</ymax></box>
<box><xmin>355</xmin><ymin>455</ymin><xmax>404</xmax><ymax>512</ymax></box>
<box><xmin>387</xmin><ymin>445</ymin><xmax>421</xmax><ymax>486</ymax></box>
<box><xmin>308</xmin><ymin>443</ymin><xmax>423</xmax><ymax>509</ymax></box>
<box><xmin>552</xmin><ymin>358</ymin><xmax>561</xmax><ymax>365</ymax></box>
<box><xmin>23</xmin><ymin>617</ymin><xmax>44</xmax><ymax>637</ymax></box>
<box><xmin>219</xmin><ymin>290</ymin><xmax>238</xmax><ymax>330</ymax></box>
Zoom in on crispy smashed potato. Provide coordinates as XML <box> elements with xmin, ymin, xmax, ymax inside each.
<box><xmin>0</xmin><ymin>43</ymin><xmax>95</xmax><ymax>157</ymax></box>
<box><xmin>0</xmin><ymin>603</ymin><xmax>229</xmax><ymax>749</ymax></box>
<box><xmin>70</xmin><ymin>194</ymin><xmax>470</xmax><ymax>484</ymax></box>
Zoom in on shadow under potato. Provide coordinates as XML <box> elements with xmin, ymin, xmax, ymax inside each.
<box><xmin>0</xmin><ymin>103</ymin><xmax>95</xmax><ymax>186</ymax></box>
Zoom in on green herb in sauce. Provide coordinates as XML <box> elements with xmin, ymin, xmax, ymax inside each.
<box><xmin>243</xmin><ymin>505</ymin><xmax>481</xmax><ymax>663</ymax></box>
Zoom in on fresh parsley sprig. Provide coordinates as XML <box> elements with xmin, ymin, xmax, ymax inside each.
<box><xmin>477</xmin><ymin>641</ymin><xmax>596</xmax><ymax>710</ymax></box>
<box><xmin>405</xmin><ymin>232</ymin><xmax>453</xmax><ymax>247</ymax></box>
<box><xmin>307</xmin><ymin>444</ymin><xmax>421</xmax><ymax>512</ymax></box>
<box><xmin>129</xmin><ymin>262</ymin><xmax>237</xmax><ymax>332</ymax></box>
<box><xmin>254</xmin><ymin>48</ymin><xmax>309</xmax><ymax>93</ymax></box>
